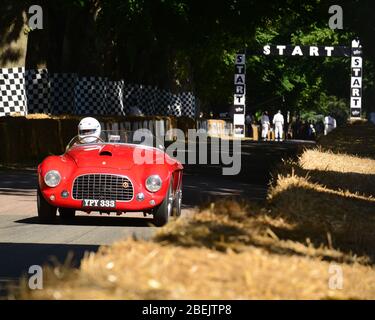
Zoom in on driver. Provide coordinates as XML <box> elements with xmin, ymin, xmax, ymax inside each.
<box><xmin>78</xmin><ymin>117</ymin><xmax>101</xmax><ymax>143</ymax></box>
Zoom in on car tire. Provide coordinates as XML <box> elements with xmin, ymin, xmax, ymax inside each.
<box><xmin>37</xmin><ymin>187</ymin><xmax>57</xmax><ymax>223</ymax></box>
<box><xmin>172</xmin><ymin>189</ymin><xmax>182</xmax><ymax>217</ymax></box>
<box><xmin>59</xmin><ymin>208</ymin><xmax>76</xmax><ymax>220</ymax></box>
<box><xmin>152</xmin><ymin>181</ymin><xmax>173</xmax><ymax>227</ymax></box>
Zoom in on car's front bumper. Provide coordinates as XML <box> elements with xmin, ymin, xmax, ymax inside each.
<box><xmin>39</xmin><ymin>168</ymin><xmax>169</xmax><ymax>212</ymax></box>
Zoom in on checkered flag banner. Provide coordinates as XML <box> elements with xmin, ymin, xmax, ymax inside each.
<box><xmin>107</xmin><ymin>80</ymin><xmax>125</xmax><ymax>116</ymax></box>
<box><xmin>179</xmin><ymin>92</ymin><xmax>196</xmax><ymax>117</ymax></box>
<box><xmin>25</xmin><ymin>69</ymin><xmax>51</xmax><ymax>114</ymax></box>
<box><xmin>0</xmin><ymin>67</ymin><xmax>196</xmax><ymax>118</ymax></box>
<box><xmin>50</xmin><ymin>73</ymin><xmax>77</xmax><ymax>114</ymax></box>
<box><xmin>0</xmin><ymin>67</ymin><xmax>27</xmax><ymax>116</ymax></box>
<box><xmin>74</xmin><ymin>76</ymin><xmax>107</xmax><ymax>115</ymax></box>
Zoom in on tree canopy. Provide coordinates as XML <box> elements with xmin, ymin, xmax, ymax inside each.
<box><xmin>16</xmin><ymin>0</ymin><xmax>375</xmax><ymax>116</ymax></box>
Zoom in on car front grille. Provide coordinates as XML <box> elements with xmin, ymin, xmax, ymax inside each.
<box><xmin>72</xmin><ymin>174</ymin><xmax>133</xmax><ymax>201</ymax></box>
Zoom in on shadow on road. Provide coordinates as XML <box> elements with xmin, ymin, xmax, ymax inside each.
<box><xmin>0</xmin><ymin>170</ymin><xmax>37</xmax><ymax>189</ymax></box>
<box><xmin>182</xmin><ymin>172</ymin><xmax>267</xmax><ymax>208</ymax></box>
<box><xmin>15</xmin><ymin>215</ymin><xmax>155</xmax><ymax>228</ymax></box>
<box><xmin>0</xmin><ymin>242</ymin><xmax>99</xmax><ymax>278</ymax></box>
<box><xmin>0</xmin><ymin>170</ymin><xmax>37</xmax><ymax>197</ymax></box>
<box><xmin>0</xmin><ymin>242</ymin><xmax>99</xmax><ymax>297</ymax></box>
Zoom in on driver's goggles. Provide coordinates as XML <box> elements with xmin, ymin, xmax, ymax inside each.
<box><xmin>79</xmin><ymin>129</ymin><xmax>97</xmax><ymax>135</ymax></box>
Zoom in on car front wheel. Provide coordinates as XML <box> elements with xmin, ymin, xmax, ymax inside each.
<box><xmin>152</xmin><ymin>182</ymin><xmax>173</xmax><ymax>227</ymax></box>
<box><xmin>173</xmin><ymin>189</ymin><xmax>182</xmax><ymax>217</ymax></box>
<box><xmin>37</xmin><ymin>187</ymin><xmax>57</xmax><ymax>223</ymax></box>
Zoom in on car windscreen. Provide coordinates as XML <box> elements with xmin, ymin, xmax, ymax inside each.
<box><xmin>66</xmin><ymin>130</ymin><xmax>165</xmax><ymax>150</ymax></box>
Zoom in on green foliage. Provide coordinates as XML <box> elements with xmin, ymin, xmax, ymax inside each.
<box><xmin>27</xmin><ymin>0</ymin><xmax>375</xmax><ymax>114</ymax></box>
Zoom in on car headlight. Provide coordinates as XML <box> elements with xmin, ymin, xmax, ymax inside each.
<box><xmin>145</xmin><ymin>175</ymin><xmax>162</xmax><ymax>193</ymax></box>
<box><xmin>44</xmin><ymin>170</ymin><xmax>61</xmax><ymax>187</ymax></box>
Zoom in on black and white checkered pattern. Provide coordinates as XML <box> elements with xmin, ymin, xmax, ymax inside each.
<box><xmin>137</xmin><ymin>85</ymin><xmax>157</xmax><ymax>115</ymax></box>
<box><xmin>0</xmin><ymin>67</ymin><xmax>27</xmax><ymax>116</ymax></box>
<box><xmin>74</xmin><ymin>77</ymin><xmax>107</xmax><ymax>115</ymax></box>
<box><xmin>171</xmin><ymin>94</ymin><xmax>183</xmax><ymax>117</ymax></box>
<box><xmin>123</xmin><ymin>83</ymin><xmax>138</xmax><ymax>115</ymax></box>
<box><xmin>25</xmin><ymin>69</ymin><xmax>50</xmax><ymax>114</ymax></box>
<box><xmin>123</xmin><ymin>83</ymin><xmax>155</xmax><ymax>116</ymax></box>
<box><xmin>179</xmin><ymin>92</ymin><xmax>195</xmax><ymax>117</ymax></box>
<box><xmin>106</xmin><ymin>80</ymin><xmax>125</xmax><ymax>115</ymax></box>
<box><xmin>0</xmin><ymin>68</ymin><xmax>197</xmax><ymax>118</ymax></box>
<box><xmin>50</xmin><ymin>73</ymin><xmax>77</xmax><ymax>114</ymax></box>
<box><xmin>155</xmin><ymin>90</ymin><xmax>172</xmax><ymax>115</ymax></box>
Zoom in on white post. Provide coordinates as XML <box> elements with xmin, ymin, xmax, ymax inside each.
<box><xmin>350</xmin><ymin>39</ymin><xmax>362</xmax><ymax>119</ymax></box>
<box><xmin>233</xmin><ymin>53</ymin><xmax>246</xmax><ymax>138</ymax></box>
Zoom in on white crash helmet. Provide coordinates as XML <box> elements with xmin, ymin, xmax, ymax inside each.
<box><xmin>78</xmin><ymin>117</ymin><xmax>101</xmax><ymax>143</ymax></box>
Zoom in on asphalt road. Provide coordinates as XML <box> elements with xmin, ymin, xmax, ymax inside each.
<box><xmin>0</xmin><ymin>140</ymin><xmax>314</xmax><ymax>295</ymax></box>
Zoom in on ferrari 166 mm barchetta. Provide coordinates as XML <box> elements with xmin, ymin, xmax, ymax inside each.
<box><xmin>37</xmin><ymin>117</ymin><xmax>183</xmax><ymax>227</ymax></box>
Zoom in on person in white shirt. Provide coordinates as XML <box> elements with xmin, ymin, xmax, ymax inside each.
<box><xmin>324</xmin><ymin>115</ymin><xmax>337</xmax><ymax>135</ymax></box>
<box><xmin>260</xmin><ymin>111</ymin><xmax>270</xmax><ymax>141</ymax></box>
<box><xmin>273</xmin><ymin>110</ymin><xmax>284</xmax><ymax>141</ymax></box>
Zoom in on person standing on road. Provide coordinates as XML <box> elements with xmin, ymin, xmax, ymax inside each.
<box><xmin>273</xmin><ymin>110</ymin><xmax>284</xmax><ymax>141</ymax></box>
<box><xmin>245</xmin><ymin>113</ymin><xmax>252</xmax><ymax>138</ymax></box>
<box><xmin>260</xmin><ymin>111</ymin><xmax>270</xmax><ymax>141</ymax></box>
<box><xmin>324</xmin><ymin>114</ymin><xmax>337</xmax><ymax>135</ymax></box>
<box><xmin>308</xmin><ymin>121</ymin><xmax>316</xmax><ymax>140</ymax></box>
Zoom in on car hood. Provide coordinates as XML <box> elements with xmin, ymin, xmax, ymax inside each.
<box><xmin>66</xmin><ymin>143</ymin><xmax>164</xmax><ymax>170</ymax></box>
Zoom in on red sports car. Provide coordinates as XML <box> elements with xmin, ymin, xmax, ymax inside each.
<box><xmin>37</xmin><ymin>130</ymin><xmax>183</xmax><ymax>226</ymax></box>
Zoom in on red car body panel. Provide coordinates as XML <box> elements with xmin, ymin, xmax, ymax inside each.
<box><xmin>38</xmin><ymin>143</ymin><xmax>183</xmax><ymax>213</ymax></box>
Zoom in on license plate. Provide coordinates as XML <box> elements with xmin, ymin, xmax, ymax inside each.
<box><xmin>82</xmin><ymin>199</ymin><xmax>116</xmax><ymax>208</ymax></box>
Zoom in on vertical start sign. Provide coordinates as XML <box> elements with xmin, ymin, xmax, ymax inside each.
<box><xmin>233</xmin><ymin>54</ymin><xmax>246</xmax><ymax>138</ymax></box>
<box><xmin>350</xmin><ymin>39</ymin><xmax>362</xmax><ymax>118</ymax></box>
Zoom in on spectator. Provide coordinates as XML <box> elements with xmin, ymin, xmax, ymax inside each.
<box><xmin>324</xmin><ymin>114</ymin><xmax>337</xmax><ymax>135</ymax></box>
<box><xmin>245</xmin><ymin>113</ymin><xmax>252</xmax><ymax>137</ymax></box>
<box><xmin>308</xmin><ymin>121</ymin><xmax>316</xmax><ymax>140</ymax></box>
<box><xmin>273</xmin><ymin>110</ymin><xmax>284</xmax><ymax>141</ymax></box>
<box><xmin>260</xmin><ymin>111</ymin><xmax>270</xmax><ymax>141</ymax></box>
